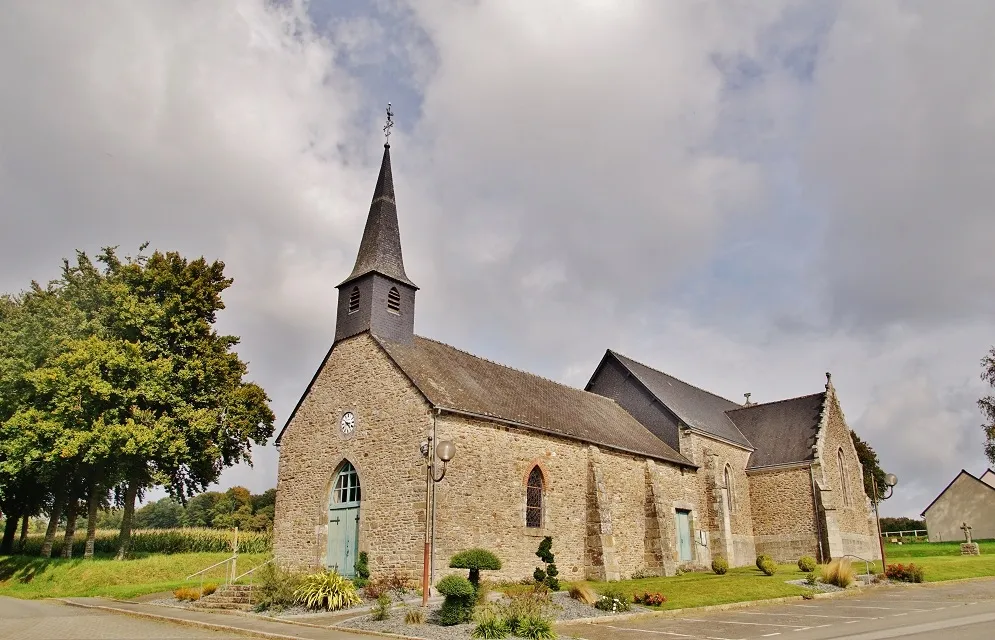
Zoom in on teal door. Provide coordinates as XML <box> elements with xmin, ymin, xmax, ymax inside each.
<box><xmin>676</xmin><ymin>510</ymin><xmax>693</xmax><ymax>562</ymax></box>
<box><xmin>328</xmin><ymin>462</ymin><xmax>361</xmax><ymax>576</ymax></box>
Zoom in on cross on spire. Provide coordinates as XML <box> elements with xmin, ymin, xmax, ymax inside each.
<box><xmin>383</xmin><ymin>102</ymin><xmax>394</xmax><ymax>146</ymax></box>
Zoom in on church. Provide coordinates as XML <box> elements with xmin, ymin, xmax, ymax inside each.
<box><xmin>272</xmin><ymin>140</ymin><xmax>880</xmax><ymax>583</ymax></box>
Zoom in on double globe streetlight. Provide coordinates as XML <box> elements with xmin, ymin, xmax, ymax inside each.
<box><xmin>871</xmin><ymin>472</ymin><xmax>898</xmax><ymax>570</ymax></box>
<box><xmin>421</xmin><ymin>435</ymin><xmax>455</xmax><ymax>607</ymax></box>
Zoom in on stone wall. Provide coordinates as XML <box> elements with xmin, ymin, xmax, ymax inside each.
<box><xmin>748</xmin><ymin>466</ymin><xmax>822</xmax><ymax>562</ymax></box>
<box><xmin>273</xmin><ymin>333</ymin><xmax>432</xmax><ymax>575</ymax></box>
<box><xmin>678</xmin><ymin>431</ymin><xmax>755</xmax><ymax>566</ymax></box>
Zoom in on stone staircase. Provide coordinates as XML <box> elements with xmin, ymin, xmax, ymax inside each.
<box><xmin>193</xmin><ymin>584</ymin><xmax>256</xmax><ymax>611</ymax></box>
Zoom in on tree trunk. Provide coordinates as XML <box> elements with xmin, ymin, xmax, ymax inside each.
<box><xmin>61</xmin><ymin>501</ymin><xmax>79</xmax><ymax>558</ymax></box>
<box><xmin>18</xmin><ymin>513</ymin><xmax>29</xmax><ymax>553</ymax></box>
<box><xmin>0</xmin><ymin>511</ymin><xmax>19</xmax><ymax>554</ymax></box>
<box><xmin>41</xmin><ymin>486</ymin><xmax>67</xmax><ymax>558</ymax></box>
<box><xmin>84</xmin><ymin>485</ymin><xmax>100</xmax><ymax>559</ymax></box>
<box><xmin>115</xmin><ymin>481</ymin><xmax>139</xmax><ymax>560</ymax></box>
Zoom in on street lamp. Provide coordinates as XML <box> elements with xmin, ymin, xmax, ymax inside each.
<box><xmin>872</xmin><ymin>472</ymin><xmax>898</xmax><ymax>571</ymax></box>
<box><xmin>421</xmin><ymin>435</ymin><xmax>455</xmax><ymax>606</ymax></box>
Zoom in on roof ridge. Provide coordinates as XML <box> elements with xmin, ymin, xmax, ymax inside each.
<box><xmin>416</xmin><ymin>335</ymin><xmax>613</xmax><ymax>402</ymax></box>
<box><xmin>609</xmin><ymin>349</ymin><xmax>740</xmax><ymax>406</ymax></box>
<box><xmin>726</xmin><ymin>391</ymin><xmax>826</xmax><ymax>413</ymax></box>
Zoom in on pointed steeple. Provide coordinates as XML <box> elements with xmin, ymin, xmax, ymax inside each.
<box><xmin>339</xmin><ymin>144</ymin><xmax>417</xmax><ymax>289</ymax></box>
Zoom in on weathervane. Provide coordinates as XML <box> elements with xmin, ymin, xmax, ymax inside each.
<box><xmin>384</xmin><ymin>102</ymin><xmax>394</xmax><ymax>145</ymax></box>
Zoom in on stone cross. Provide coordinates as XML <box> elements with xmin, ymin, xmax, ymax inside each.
<box><xmin>962</xmin><ymin>522</ymin><xmax>973</xmax><ymax>544</ymax></box>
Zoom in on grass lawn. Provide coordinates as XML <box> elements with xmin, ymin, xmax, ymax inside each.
<box><xmin>0</xmin><ymin>552</ymin><xmax>271</xmax><ymax>599</ymax></box>
<box><xmin>581</xmin><ymin>565</ymin><xmax>810</xmax><ymax>611</ymax></box>
<box><xmin>882</xmin><ymin>540</ymin><xmax>995</xmax><ymax>582</ymax></box>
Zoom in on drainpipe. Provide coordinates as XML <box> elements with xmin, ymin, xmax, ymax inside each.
<box><xmin>810</xmin><ymin>465</ymin><xmax>825</xmax><ymax>563</ymax></box>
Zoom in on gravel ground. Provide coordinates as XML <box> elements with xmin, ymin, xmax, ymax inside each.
<box><xmin>338</xmin><ymin>592</ymin><xmax>642</xmax><ymax>639</ymax></box>
<box><xmin>785</xmin><ymin>579</ymin><xmax>846</xmax><ymax>593</ymax></box>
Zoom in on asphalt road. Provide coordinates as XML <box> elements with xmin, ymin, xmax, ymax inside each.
<box><xmin>0</xmin><ymin>597</ymin><xmax>248</xmax><ymax>640</ymax></box>
<box><xmin>559</xmin><ymin>579</ymin><xmax>995</xmax><ymax>640</ymax></box>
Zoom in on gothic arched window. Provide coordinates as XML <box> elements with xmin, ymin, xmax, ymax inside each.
<box><xmin>526</xmin><ymin>466</ymin><xmax>544</xmax><ymax>528</ymax></box>
<box><xmin>724</xmin><ymin>464</ymin><xmax>735</xmax><ymax>514</ymax></box>
<box><xmin>348</xmin><ymin>287</ymin><xmax>360</xmax><ymax>314</ymax></box>
<box><xmin>387</xmin><ymin>287</ymin><xmax>401</xmax><ymax>314</ymax></box>
<box><xmin>838</xmin><ymin>448</ymin><xmax>850</xmax><ymax>507</ymax></box>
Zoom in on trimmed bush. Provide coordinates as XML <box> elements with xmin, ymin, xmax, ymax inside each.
<box><xmin>533</xmin><ymin>537</ymin><xmax>560</xmax><ymax>591</ymax></box>
<box><xmin>797</xmin><ymin>556</ymin><xmax>817</xmax><ymax>573</ymax></box>
<box><xmin>755</xmin><ymin>554</ymin><xmax>773</xmax><ymax>571</ymax></box>
<box><xmin>758</xmin><ymin>558</ymin><xmax>777</xmax><ymax>576</ymax></box>
<box><xmin>293</xmin><ymin>570</ymin><xmax>361</xmax><ymax>611</ymax></box>
<box><xmin>822</xmin><ymin>559</ymin><xmax>855</xmax><ymax>588</ymax></box>
<box><xmin>885</xmin><ymin>563</ymin><xmax>925</xmax><ymax>583</ymax></box>
<box><xmin>437</xmin><ymin>574</ymin><xmax>475</xmax><ymax>626</ymax></box>
<box><xmin>450</xmin><ymin>548</ymin><xmax>502</xmax><ymax>591</ymax></box>
<box><xmin>711</xmin><ymin>556</ymin><xmax>729</xmax><ymax>575</ymax></box>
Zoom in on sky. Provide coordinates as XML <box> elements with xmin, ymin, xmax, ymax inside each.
<box><xmin>2</xmin><ymin>0</ymin><xmax>994</xmax><ymax>519</ymax></box>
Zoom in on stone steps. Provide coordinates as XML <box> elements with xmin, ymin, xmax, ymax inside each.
<box><xmin>193</xmin><ymin>584</ymin><xmax>257</xmax><ymax>611</ymax></box>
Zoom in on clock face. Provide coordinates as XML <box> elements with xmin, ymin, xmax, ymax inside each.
<box><xmin>340</xmin><ymin>411</ymin><xmax>356</xmax><ymax>435</ymax></box>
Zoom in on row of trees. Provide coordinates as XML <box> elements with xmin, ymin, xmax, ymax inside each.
<box><xmin>0</xmin><ymin>246</ymin><xmax>275</xmax><ymax>558</ymax></box>
<box><xmin>114</xmin><ymin>487</ymin><xmax>277</xmax><ymax>532</ymax></box>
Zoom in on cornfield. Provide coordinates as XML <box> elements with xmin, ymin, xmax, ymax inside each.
<box><xmin>18</xmin><ymin>527</ymin><xmax>272</xmax><ymax>556</ymax></box>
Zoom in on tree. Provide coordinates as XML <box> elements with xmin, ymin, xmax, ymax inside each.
<box><xmin>182</xmin><ymin>492</ymin><xmax>221</xmax><ymax>528</ymax></box>
<box><xmin>133</xmin><ymin>497</ymin><xmax>184</xmax><ymax>529</ymax></box>
<box><xmin>979</xmin><ymin>347</ymin><xmax>995</xmax><ymax>465</ymax></box>
<box><xmin>851</xmin><ymin>430</ymin><xmax>887</xmax><ymax>501</ymax></box>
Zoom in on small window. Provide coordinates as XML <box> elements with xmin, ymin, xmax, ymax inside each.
<box><xmin>838</xmin><ymin>448</ymin><xmax>850</xmax><ymax>506</ymax></box>
<box><xmin>348</xmin><ymin>287</ymin><xmax>360</xmax><ymax>314</ymax></box>
<box><xmin>526</xmin><ymin>466</ymin><xmax>544</xmax><ymax>528</ymax></box>
<box><xmin>387</xmin><ymin>287</ymin><xmax>401</xmax><ymax>314</ymax></box>
<box><xmin>724</xmin><ymin>464</ymin><xmax>735</xmax><ymax>514</ymax></box>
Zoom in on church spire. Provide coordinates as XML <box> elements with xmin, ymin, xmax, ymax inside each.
<box><xmin>338</xmin><ymin>142</ymin><xmax>417</xmax><ymax>289</ymax></box>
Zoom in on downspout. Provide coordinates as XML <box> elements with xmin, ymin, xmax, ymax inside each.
<box><xmin>810</xmin><ymin>464</ymin><xmax>825</xmax><ymax>563</ymax></box>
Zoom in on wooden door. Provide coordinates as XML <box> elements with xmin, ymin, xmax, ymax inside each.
<box><xmin>676</xmin><ymin>510</ymin><xmax>692</xmax><ymax>562</ymax></box>
<box><xmin>327</xmin><ymin>462</ymin><xmax>361</xmax><ymax>576</ymax></box>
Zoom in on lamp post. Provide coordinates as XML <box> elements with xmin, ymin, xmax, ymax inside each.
<box><xmin>872</xmin><ymin>472</ymin><xmax>898</xmax><ymax>572</ymax></box>
<box><xmin>421</xmin><ymin>435</ymin><xmax>455</xmax><ymax>607</ymax></box>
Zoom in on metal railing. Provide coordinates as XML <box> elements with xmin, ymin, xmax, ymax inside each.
<box><xmin>233</xmin><ymin>557</ymin><xmax>275</xmax><ymax>607</ymax></box>
<box><xmin>838</xmin><ymin>554</ymin><xmax>873</xmax><ymax>577</ymax></box>
<box><xmin>186</xmin><ymin>555</ymin><xmax>237</xmax><ymax>595</ymax></box>
<box><xmin>880</xmin><ymin>529</ymin><xmax>927</xmax><ymax>539</ymax></box>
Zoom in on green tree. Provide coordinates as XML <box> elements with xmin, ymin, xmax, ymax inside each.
<box><xmin>182</xmin><ymin>491</ymin><xmax>221</xmax><ymax>528</ymax></box>
<box><xmin>851</xmin><ymin>430</ymin><xmax>887</xmax><ymax>501</ymax></box>
<box><xmin>980</xmin><ymin>347</ymin><xmax>995</xmax><ymax>465</ymax></box>
<box><xmin>133</xmin><ymin>497</ymin><xmax>184</xmax><ymax>529</ymax></box>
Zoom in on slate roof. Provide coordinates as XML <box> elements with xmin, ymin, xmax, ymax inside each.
<box><xmin>607</xmin><ymin>351</ymin><xmax>754</xmax><ymax>449</ymax></box>
<box><xmin>375</xmin><ymin>335</ymin><xmax>694</xmax><ymax>467</ymax></box>
<box><xmin>339</xmin><ymin>144</ymin><xmax>417</xmax><ymax>289</ymax></box>
<box><xmin>726</xmin><ymin>393</ymin><xmax>826</xmax><ymax>468</ymax></box>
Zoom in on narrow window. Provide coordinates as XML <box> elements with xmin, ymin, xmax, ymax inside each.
<box><xmin>387</xmin><ymin>287</ymin><xmax>401</xmax><ymax>314</ymax></box>
<box><xmin>838</xmin><ymin>448</ymin><xmax>850</xmax><ymax>506</ymax></box>
<box><xmin>526</xmin><ymin>466</ymin><xmax>544</xmax><ymax>528</ymax></box>
<box><xmin>348</xmin><ymin>287</ymin><xmax>360</xmax><ymax>314</ymax></box>
<box><xmin>724</xmin><ymin>464</ymin><xmax>735</xmax><ymax>514</ymax></box>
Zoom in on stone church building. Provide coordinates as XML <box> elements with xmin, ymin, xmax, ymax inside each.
<box><xmin>273</xmin><ymin>143</ymin><xmax>880</xmax><ymax>583</ymax></box>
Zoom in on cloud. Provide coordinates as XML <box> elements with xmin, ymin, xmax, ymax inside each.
<box><xmin>2</xmin><ymin>0</ymin><xmax>993</xmax><ymax>519</ymax></box>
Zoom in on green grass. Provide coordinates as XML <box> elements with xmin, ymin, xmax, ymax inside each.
<box><xmin>0</xmin><ymin>552</ymin><xmax>271</xmax><ymax>599</ymax></box>
<box><xmin>881</xmin><ymin>541</ymin><xmax>995</xmax><ymax>582</ymax></box>
<box><xmin>582</xmin><ymin>565</ymin><xmax>810</xmax><ymax>611</ymax></box>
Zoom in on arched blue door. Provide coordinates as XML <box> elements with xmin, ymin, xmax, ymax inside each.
<box><xmin>328</xmin><ymin>462</ymin><xmax>361</xmax><ymax>576</ymax></box>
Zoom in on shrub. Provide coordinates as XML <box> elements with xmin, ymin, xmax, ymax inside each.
<box><xmin>805</xmin><ymin>571</ymin><xmax>818</xmax><ymax>586</ymax></box>
<box><xmin>450</xmin><ymin>548</ymin><xmax>502</xmax><ymax>592</ymax></box>
<box><xmin>822</xmin><ymin>559</ymin><xmax>855</xmax><ymax>588</ymax></box>
<box><xmin>354</xmin><ymin>551</ymin><xmax>370</xmax><ymax>588</ymax></box>
<box><xmin>594</xmin><ymin>586</ymin><xmax>631</xmax><ymax>613</ymax></box>
<box><xmin>472</xmin><ymin>605</ymin><xmax>510</xmax><ymax>639</ymax></box>
<box><xmin>758</xmin><ymin>558</ymin><xmax>777</xmax><ymax>576</ymax></box>
<box><xmin>504</xmin><ymin>587</ymin><xmax>557</xmax><ymax>632</ymax></box>
<box><xmin>755</xmin><ymin>554</ymin><xmax>773</xmax><ymax>571</ymax></box>
<box><xmin>254</xmin><ymin>563</ymin><xmax>304</xmax><ymax>612</ymax></box>
<box><xmin>633</xmin><ymin>592</ymin><xmax>667</xmax><ymax>606</ymax></box>
<box><xmin>885</xmin><ymin>563</ymin><xmax>925</xmax><ymax>583</ymax></box>
<box><xmin>363</xmin><ymin>571</ymin><xmax>414</xmax><ymax>600</ymax></box>
<box><xmin>568</xmin><ymin>582</ymin><xmax>597</xmax><ymax>605</ymax></box>
<box><xmin>515</xmin><ymin>614</ymin><xmax>556</xmax><ymax>640</ymax></box>
<box><xmin>173</xmin><ymin>587</ymin><xmax>200</xmax><ymax>601</ymax></box>
<box><xmin>711</xmin><ymin>556</ymin><xmax>729</xmax><ymax>575</ymax></box>
<box><xmin>797</xmin><ymin>556</ymin><xmax>817</xmax><ymax>573</ymax></box>
<box><xmin>294</xmin><ymin>570</ymin><xmax>361</xmax><ymax>611</ymax></box>
<box><xmin>404</xmin><ymin>608</ymin><xmax>426</xmax><ymax>624</ymax></box>
<box><xmin>202</xmin><ymin>583</ymin><xmax>218</xmax><ymax>597</ymax></box>
<box><xmin>533</xmin><ymin>537</ymin><xmax>560</xmax><ymax>591</ymax></box>
<box><xmin>371</xmin><ymin>593</ymin><xmax>392</xmax><ymax>621</ymax></box>
<box><xmin>436</xmin><ymin>574</ymin><xmax>475</xmax><ymax>626</ymax></box>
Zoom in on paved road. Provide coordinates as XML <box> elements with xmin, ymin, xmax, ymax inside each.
<box><xmin>559</xmin><ymin>579</ymin><xmax>995</xmax><ymax>640</ymax></box>
<box><xmin>0</xmin><ymin>597</ymin><xmax>249</xmax><ymax>640</ymax></box>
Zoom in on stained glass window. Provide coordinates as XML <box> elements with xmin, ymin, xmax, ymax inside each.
<box><xmin>526</xmin><ymin>467</ymin><xmax>544</xmax><ymax>528</ymax></box>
